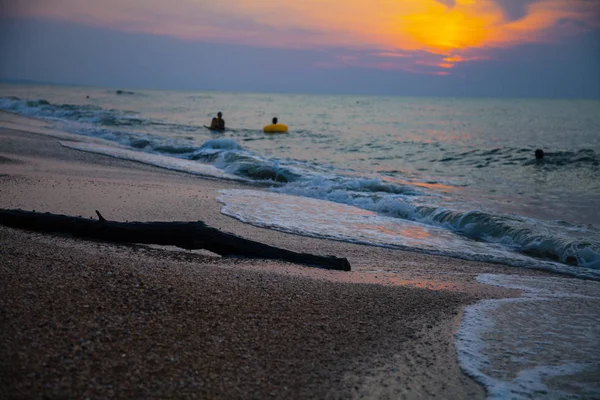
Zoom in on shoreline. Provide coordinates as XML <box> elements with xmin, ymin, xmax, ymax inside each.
<box><xmin>0</xmin><ymin>225</ymin><xmax>486</xmax><ymax>399</ymax></box>
<box><xmin>0</xmin><ymin>114</ymin><xmax>562</xmax><ymax>398</ymax></box>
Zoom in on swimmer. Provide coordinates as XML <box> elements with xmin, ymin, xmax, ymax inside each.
<box><xmin>535</xmin><ymin>149</ymin><xmax>544</xmax><ymax>159</ymax></box>
<box><xmin>263</xmin><ymin>117</ymin><xmax>288</xmax><ymax>133</ymax></box>
<box><xmin>210</xmin><ymin>112</ymin><xmax>225</xmax><ymax>131</ymax></box>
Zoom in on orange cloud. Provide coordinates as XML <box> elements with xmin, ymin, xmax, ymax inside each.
<box><xmin>6</xmin><ymin>0</ymin><xmax>597</xmax><ymax>73</ymax></box>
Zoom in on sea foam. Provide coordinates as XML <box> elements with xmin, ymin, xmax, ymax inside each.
<box><xmin>60</xmin><ymin>141</ymin><xmax>245</xmax><ymax>182</ymax></box>
<box><xmin>456</xmin><ymin>274</ymin><xmax>600</xmax><ymax>399</ymax></box>
<box><xmin>217</xmin><ymin>189</ymin><xmax>599</xmax><ymax>278</ymax></box>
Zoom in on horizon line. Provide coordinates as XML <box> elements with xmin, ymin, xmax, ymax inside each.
<box><xmin>1</xmin><ymin>78</ymin><xmax>599</xmax><ymax>101</ymax></box>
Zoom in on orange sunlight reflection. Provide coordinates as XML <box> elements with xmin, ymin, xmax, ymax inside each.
<box><xmin>379</xmin><ymin>175</ymin><xmax>458</xmax><ymax>193</ymax></box>
<box><xmin>361</xmin><ymin>224</ymin><xmax>432</xmax><ymax>241</ymax></box>
<box><xmin>411</xmin><ymin>181</ymin><xmax>456</xmax><ymax>191</ymax></box>
<box><xmin>8</xmin><ymin>0</ymin><xmax>597</xmax><ymax>74</ymax></box>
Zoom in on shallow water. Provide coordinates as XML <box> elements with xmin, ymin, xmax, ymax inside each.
<box><xmin>456</xmin><ymin>274</ymin><xmax>600</xmax><ymax>399</ymax></box>
<box><xmin>1</xmin><ymin>83</ymin><xmax>599</xmax><ymax>276</ymax></box>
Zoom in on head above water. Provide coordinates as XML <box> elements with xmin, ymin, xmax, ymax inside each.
<box><xmin>535</xmin><ymin>149</ymin><xmax>544</xmax><ymax>159</ymax></box>
<box><xmin>217</xmin><ymin>112</ymin><xmax>222</xmax><ymax>118</ymax></box>
<box><xmin>272</xmin><ymin>117</ymin><xmax>278</xmax><ymax>124</ymax></box>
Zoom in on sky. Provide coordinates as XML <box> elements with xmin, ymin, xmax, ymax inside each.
<box><xmin>0</xmin><ymin>0</ymin><xmax>599</xmax><ymax>97</ymax></box>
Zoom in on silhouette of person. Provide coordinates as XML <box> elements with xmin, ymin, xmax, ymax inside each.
<box><xmin>535</xmin><ymin>149</ymin><xmax>545</xmax><ymax>159</ymax></box>
<box><xmin>210</xmin><ymin>112</ymin><xmax>225</xmax><ymax>131</ymax></box>
<box><xmin>272</xmin><ymin>117</ymin><xmax>278</xmax><ymax>124</ymax></box>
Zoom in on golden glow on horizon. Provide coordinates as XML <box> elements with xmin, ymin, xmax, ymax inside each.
<box><xmin>7</xmin><ymin>0</ymin><xmax>597</xmax><ymax>74</ymax></box>
<box><xmin>399</xmin><ymin>0</ymin><xmax>497</xmax><ymax>53</ymax></box>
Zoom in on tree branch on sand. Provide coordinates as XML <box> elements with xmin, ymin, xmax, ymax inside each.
<box><xmin>0</xmin><ymin>209</ymin><xmax>351</xmax><ymax>271</ymax></box>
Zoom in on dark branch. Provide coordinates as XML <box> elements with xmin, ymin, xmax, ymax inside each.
<box><xmin>95</xmin><ymin>210</ymin><xmax>106</xmax><ymax>222</ymax></box>
<box><xmin>0</xmin><ymin>209</ymin><xmax>351</xmax><ymax>271</ymax></box>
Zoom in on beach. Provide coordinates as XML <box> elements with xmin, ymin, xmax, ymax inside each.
<box><xmin>0</xmin><ymin>114</ymin><xmax>589</xmax><ymax>398</ymax></box>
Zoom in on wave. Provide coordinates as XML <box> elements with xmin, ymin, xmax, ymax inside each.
<box><xmin>272</xmin><ymin>178</ymin><xmax>599</xmax><ymax>270</ymax></box>
<box><xmin>0</xmin><ymin>96</ymin><xmax>306</xmax><ymax>184</ymax></box>
<box><xmin>0</xmin><ymin>96</ymin><xmax>208</xmax><ymax>136</ymax></box>
<box><xmin>61</xmin><ymin>142</ymin><xmax>245</xmax><ymax>182</ymax></box>
<box><xmin>218</xmin><ymin>189</ymin><xmax>600</xmax><ymax>279</ymax></box>
<box><xmin>2</xmin><ymin>95</ymin><xmax>598</xmax><ymax>273</ymax></box>
<box><xmin>457</xmin><ymin>274</ymin><xmax>600</xmax><ymax>399</ymax></box>
<box><xmin>414</xmin><ymin>208</ymin><xmax>600</xmax><ymax>269</ymax></box>
<box><xmin>272</xmin><ymin>177</ymin><xmax>420</xmax><ymax>217</ymax></box>
<box><xmin>435</xmin><ymin>146</ymin><xmax>598</xmax><ymax>168</ymax></box>
<box><xmin>189</xmin><ymin>139</ymin><xmax>301</xmax><ymax>183</ymax></box>
<box><xmin>0</xmin><ymin>96</ymin><xmax>148</xmax><ymax>127</ymax></box>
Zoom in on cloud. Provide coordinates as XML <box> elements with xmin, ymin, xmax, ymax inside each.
<box><xmin>1</xmin><ymin>17</ymin><xmax>598</xmax><ymax>97</ymax></box>
<box><xmin>4</xmin><ymin>0</ymin><xmax>599</xmax><ymax>74</ymax></box>
<box><xmin>493</xmin><ymin>0</ymin><xmax>537</xmax><ymax>21</ymax></box>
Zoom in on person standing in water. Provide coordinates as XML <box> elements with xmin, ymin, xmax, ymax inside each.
<box><xmin>210</xmin><ymin>112</ymin><xmax>225</xmax><ymax>131</ymax></box>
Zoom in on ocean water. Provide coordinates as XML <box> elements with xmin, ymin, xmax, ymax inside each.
<box><xmin>1</xmin><ymin>83</ymin><xmax>600</xmax><ymax>398</ymax></box>
<box><xmin>1</xmin><ymin>83</ymin><xmax>598</xmax><ymax>278</ymax></box>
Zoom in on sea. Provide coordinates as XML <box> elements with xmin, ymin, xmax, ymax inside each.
<box><xmin>1</xmin><ymin>83</ymin><xmax>599</xmax><ymax>398</ymax></box>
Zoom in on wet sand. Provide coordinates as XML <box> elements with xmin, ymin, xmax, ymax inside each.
<box><xmin>0</xmin><ymin>114</ymin><xmax>551</xmax><ymax>399</ymax></box>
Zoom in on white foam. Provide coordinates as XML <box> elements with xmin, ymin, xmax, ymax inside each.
<box><xmin>215</xmin><ymin>189</ymin><xmax>595</xmax><ymax>277</ymax></box>
<box><xmin>272</xmin><ymin>176</ymin><xmax>600</xmax><ymax>272</ymax></box>
<box><xmin>272</xmin><ymin>175</ymin><xmax>420</xmax><ymax>218</ymax></box>
<box><xmin>60</xmin><ymin>141</ymin><xmax>246</xmax><ymax>182</ymax></box>
<box><xmin>456</xmin><ymin>274</ymin><xmax>600</xmax><ymax>399</ymax></box>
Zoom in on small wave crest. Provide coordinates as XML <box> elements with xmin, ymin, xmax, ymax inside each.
<box><xmin>185</xmin><ymin>139</ymin><xmax>298</xmax><ymax>183</ymax></box>
<box><xmin>0</xmin><ymin>96</ymin><xmax>147</xmax><ymax>127</ymax></box>
<box><xmin>415</xmin><ymin>207</ymin><xmax>600</xmax><ymax>269</ymax></box>
<box><xmin>225</xmin><ymin>161</ymin><xmax>297</xmax><ymax>183</ymax></box>
<box><xmin>272</xmin><ymin>176</ymin><xmax>421</xmax><ymax>218</ymax></box>
<box><xmin>200</xmin><ymin>138</ymin><xmax>244</xmax><ymax>151</ymax></box>
<box><xmin>218</xmin><ymin>189</ymin><xmax>600</xmax><ymax>278</ymax></box>
<box><xmin>273</xmin><ymin>177</ymin><xmax>599</xmax><ymax>270</ymax></box>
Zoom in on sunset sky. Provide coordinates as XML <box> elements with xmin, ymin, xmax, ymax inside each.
<box><xmin>1</xmin><ymin>0</ymin><xmax>599</xmax><ymax>97</ymax></box>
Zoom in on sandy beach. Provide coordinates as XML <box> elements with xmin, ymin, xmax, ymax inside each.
<box><xmin>0</xmin><ymin>113</ymin><xmax>559</xmax><ymax>399</ymax></box>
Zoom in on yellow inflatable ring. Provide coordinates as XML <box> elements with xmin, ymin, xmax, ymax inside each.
<box><xmin>263</xmin><ymin>123</ymin><xmax>288</xmax><ymax>133</ymax></box>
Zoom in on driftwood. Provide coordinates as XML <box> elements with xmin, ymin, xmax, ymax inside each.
<box><xmin>0</xmin><ymin>209</ymin><xmax>351</xmax><ymax>271</ymax></box>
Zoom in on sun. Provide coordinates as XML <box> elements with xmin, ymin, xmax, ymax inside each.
<box><xmin>398</xmin><ymin>0</ymin><xmax>500</xmax><ymax>54</ymax></box>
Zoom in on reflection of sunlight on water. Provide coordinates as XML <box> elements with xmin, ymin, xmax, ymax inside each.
<box><xmin>217</xmin><ymin>188</ymin><xmax>563</xmax><ymax>269</ymax></box>
<box><xmin>218</xmin><ymin>189</ymin><xmax>461</xmax><ymax>251</ymax></box>
<box><xmin>329</xmin><ymin>203</ymin><xmax>373</xmax><ymax>216</ymax></box>
<box><xmin>411</xmin><ymin>181</ymin><xmax>457</xmax><ymax>191</ymax></box>
<box><xmin>356</xmin><ymin>224</ymin><xmax>432</xmax><ymax>240</ymax></box>
<box><xmin>379</xmin><ymin>174</ymin><xmax>458</xmax><ymax>193</ymax></box>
